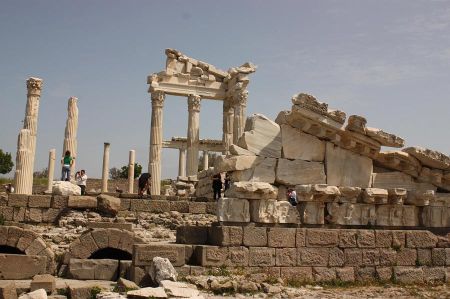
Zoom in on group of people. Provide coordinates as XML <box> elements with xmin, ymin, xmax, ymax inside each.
<box><xmin>212</xmin><ymin>173</ymin><xmax>231</xmax><ymax>200</ymax></box>
<box><xmin>61</xmin><ymin>150</ymin><xmax>87</xmax><ymax>195</ymax></box>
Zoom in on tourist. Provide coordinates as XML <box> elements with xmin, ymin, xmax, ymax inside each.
<box><xmin>60</xmin><ymin>150</ymin><xmax>74</xmax><ymax>181</ymax></box>
<box><xmin>5</xmin><ymin>183</ymin><xmax>14</xmax><ymax>194</ymax></box>
<box><xmin>75</xmin><ymin>170</ymin><xmax>87</xmax><ymax>195</ymax></box>
<box><xmin>287</xmin><ymin>188</ymin><xmax>297</xmax><ymax>206</ymax></box>
<box><xmin>224</xmin><ymin>172</ymin><xmax>231</xmax><ymax>191</ymax></box>
<box><xmin>138</xmin><ymin>172</ymin><xmax>151</xmax><ymax>197</ymax></box>
<box><xmin>212</xmin><ymin>173</ymin><xmax>223</xmax><ymax>200</ymax></box>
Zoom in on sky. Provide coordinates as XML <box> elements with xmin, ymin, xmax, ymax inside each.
<box><xmin>1</xmin><ymin>0</ymin><xmax>450</xmax><ymax>179</ymax></box>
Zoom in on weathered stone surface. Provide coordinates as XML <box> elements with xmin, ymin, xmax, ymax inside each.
<box><xmin>67</xmin><ymin>196</ymin><xmax>97</xmax><ymax>209</ymax></box>
<box><xmin>403</xmin><ymin>146</ymin><xmax>450</xmax><ymax>170</ymax></box>
<box><xmin>127</xmin><ymin>287</ymin><xmax>167</xmax><ymax>299</ymax></box>
<box><xmin>405</xmin><ymin>189</ymin><xmax>435</xmax><ymax>206</ymax></box>
<box><xmin>159</xmin><ymin>280</ymin><xmax>199</xmax><ymax>298</ymax></box>
<box><xmin>229</xmin><ymin>144</ymin><xmax>256</xmax><ymax>156</ymax></box>
<box><xmin>69</xmin><ymin>258</ymin><xmax>119</xmax><ymax>280</ymax></box>
<box><xmin>371</xmin><ymin>172</ymin><xmax>417</xmax><ymax>191</ymax></box>
<box><xmin>361</xmin><ymin>188</ymin><xmax>388</xmax><ymax>204</ymax></box>
<box><xmin>148</xmin><ymin>257</ymin><xmax>177</xmax><ymax>284</ymax></box>
<box><xmin>326</xmin><ymin>203</ymin><xmax>376</xmax><ymax>225</ymax></box>
<box><xmin>276</xmin><ymin>158</ymin><xmax>326</xmax><ymax>186</ymax></box>
<box><xmin>230</xmin><ymin>157</ymin><xmax>276</xmax><ymax>184</ymax></box>
<box><xmin>225</xmin><ymin>181</ymin><xmax>278</xmax><ymax>200</ymax></box>
<box><xmin>325</xmin><ymin>143</ymin><xmax>373</xmax><ymax>188</ymax></box>
<box><xmin>248</xmin><ymin>247</ymin><xmax>275</xmax><ymax>266</ymax></box>
<box><xmin>345</xmin><ymin>115</ymin><xmax>366</xmax><ymax>134</ymax></box>
<box><xmin>28</xmin><ymin>195</ymin><xmax>51</xmax><ymax>208</ymax></box>
<box><xmin>394</xmin><ymin>267</ymin><xmax>424</xmax><ymax>284</ymax></box>
<box><xmin>376</xmin><ymin>205</ymin><xmax>419</xmax><ymax>226</ymax></box>
<box><xmin>0</xmin><ymin>281</ymin><xmax>17</xmax><ymax>299</ymax></box>
<box><xmin>268</xmin><ymin>228</ymin><xmax>296</xmax><ymax>248</ymax></box>
<box><xmin>306</xmin><ymin>229</ymin><xmax>339</xmax><ymax>247</ymax></box>
<box><xmin>276</xmin><ymin>248</ymin><xmax>297</xmax><ymax>266</ymax></box>
<box><xmin>296</xmin><ymin>184</ymin><xmax>340</xmax><ymax>202</ymax></box>
<box><xmin>250</xmin><ymin>199</ymin><xmax>300</xmax><ymax>224</ymax></box>
<box><xmin>208</xmin><ymin>226</ymin><xmax>243</xmax><ymax>246</ymax></box>
<box><xmin>227</xmin><ymin>246</ymin><xmax>249</xmax><ymax>266</ymax></box>
<box><xmin>176</xmin><ymin>226</ymin><xmax>208</xmax><ymax>245</ymax></box>
<box><xmin>30</xmin><ymin>274</ymin><xmax>55</xmax><ymax>294</ymax></box>
<box><xmin>313</xmin><ymin>267</ymin><xmax>337</xmax><ymax>282</ymax></box>
<box><xmin>406</xmin><ymin>231</ymin><xmax>437</xmax><ymax>248</ymax></box>
<box><xmin>291</xmin><ymin>93</ymin><xmax>345</xmax><ymax>126</ymax></box>
<box><xmin>387</xmin><ymin>188</ymin><xmax>407</xmax><ymax>205</ymax></box>
<box><xmin>298</xmin><ymin>202</ymin><xmax>324</xmax><ymax>224</ymax></box>
<box><xmin>214</xmin><ymin>155</ymin><xmax>259</xmax><ymax>173</ymax></box>
<box><xmin>133</xmin><ymin>244</ymin><xmax>185</xmax><ymax>267</ymax></box>
<box><xmin>52</xmin><ymin>181</ymin><xmax>81</xmax><ymax>196</ymax></box>
<box><xmin>216</xmin><ymin>198</ymin><xmax>250</xmax><ymax>222</ymax></box>
<box><xmin>298</xmin><ymin>248</ymin><xmax>329</xmax><ymax>266</ymax></box>
<box><xmin>280</xmin><ymin>124</ymin><xmax>325</xmax><ymax>161</ymax></box>
<box><xmin>365</xmin><ymin>127</ymin><xmax>404</xmax><ymax>148</ymax></box>
<box><xmin>422</xmin><ymin>206</ymin><xmax>449</xmax><ymax>227</ymax></box>
<box><xmin>237</xmin><ymin>114</ymin><xmax>282</xmax><ymax>158</ymax></box>
<box><xmin>8</xmin><ymin>194</ymin><xmax>28</xmax><ymax>207</ymax></box>
<box><xmin>97</xmin><ymin>194</ymin><xmax>121</xmax><ymax>216</ymax></box>
<box><xmin>194</xmin><ymin>245</ymin><xmax>228</xmax><ymax>267</ymax></box>
<box><xmin>0</xmin><ymin>254</ymin><xmax>46</xmax><ymax>279</ymax></box>
<box><xmin>374</xmin><ymin>151</ymin><xmax>421</xmax><ymax>178</ymax></box>
<box><xmin>18</xmin><ymin>289</ymin><xmax>46</xmax><ymax>299</ymax></box>
<box><xmin>243</xmin><ymin>227</ymin><xmax>267</xmax><ymax>247</ymax></box>
<box><xmin>116</xmin><ymin>278</ymin><xmax>139</xmax><ymax>292</ymax></box>
<box><xmin>337</xmin><ymin>187</ymin><xmax>361</xmax><ymax>203</ymax></box>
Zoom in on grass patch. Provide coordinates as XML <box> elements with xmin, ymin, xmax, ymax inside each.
<box><xmin>207</xmin><ymin>265</ymin><xmax>231</xmax><ymax>277</ymax></box>
<box><xmin>90</xmin><ymin>286</ymin><xmax>102</xmax><ymax>299</ymax></box>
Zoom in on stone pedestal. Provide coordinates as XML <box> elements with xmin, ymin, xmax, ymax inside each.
<box><xmin>101</xmin><ymin>143</ymin><xmax>110</xmax><ymax>193</ymax></box>
<box><xmin>62</xmin><ymin>97</ymin><xmax>79</xmax><ymax>181</ymax></box>
<box><xmin>148</xmin><ymin>91</ymin><xmax>165</xmax><ymax>195</ymax></box>
<box><xmin>13</xmin><ymin>77</ymin><xmax>43</xmax><ymax>195</ymax></box>
<box><xmin>178</xmin><ymin>149</ymin><xmax>186</xmax><ymax>177</ymax></box>
<box><xmin>186</xmin><ymin>94</ymin><xmax>201</xmax><ymax>176</ymax></box>
<box><xmin>128</xmin><ymin>150</ymin><xmax>135</xmax><ymax>194</ymax></box>
<box><xmin>222</xmin><ymin>99</ymin><xmax>234</xmax><ymax>154</ymax></box>
<box><xmin>47</xmin><ymin>149</ymin><xmax>56</xmax><ymax>193</ymax></box>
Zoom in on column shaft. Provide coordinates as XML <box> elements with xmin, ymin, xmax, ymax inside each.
<box><xmin>148</xmin><ymin>91</ymin><xmax>165</xmax><ymax>195</ymax></box>
<box><xmin>62</xmin><ymin>97</ymin><xmax>79</xmax><ymax>181</ymax></box>
<box><xmin>186</xmin><ymin>94</ymin><xmax>201</xmax><ymax>176</ymax></box>
<box><xmin>232</xmin><ymin>90</ymin><xmax>248</xmax><ymax>144</ymax></box>
<box><xmin>47</xmin><ymin>149</ymin><xmax>56</xmax><ymax>193</ymax></box>
<box><xmin>178</xmin><ymin>149</ymin><xmax>186</xmax><ymax>177</ymax></box>
<box><xmin>128</xmin><ymin>150</ymin><xmax>135</xmax><ymax>194</ymax></box>
<box><xmin>101</xmin><ymin>143</ymin><xmax>110</xmax><ymax>193</ymax></box>
<box><xmin>203</xmin><ymin>150</ymin><xmax>209</xmax><ymax>171</ymax></box>
<box><xmin>222</xmin><ymin>99</ymin><xmax>234</xmax><ymax>154</ymax></box>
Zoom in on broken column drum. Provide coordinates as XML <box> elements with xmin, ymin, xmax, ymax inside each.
<box><xmin>101</xmin><ymin>142</ymin><xmax>110</xmax><ymax>193</ymax></box>
<box><xmin>128</xmin><ymin>149</ymin><xmax>135</xmax><ymax>194</ymax></box>
<box><xmin>148</xmin><ymin>91</ymin><xmax>165</xmax><ymax>195</ymax></box>
<box><xmin>178</xmin><ymin>148</ymin><xmax>186</xmax><ymax>177</ymax></box>
<box><xmin>186</xmin><ymin>94</ymin><xmax>201</xmax><ymax>176</ymax></box>
<box><xmin>47</xmin><ymin>149</ymin><xmax>56</xmax><ymax>192</ymax></box>
<box><xmin>62</xmin><ymin>97</ymin><xmax>79</xmax><ymax>181</ymax></box>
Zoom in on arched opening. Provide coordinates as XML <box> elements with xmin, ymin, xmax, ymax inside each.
<box><xmin>0</xmin><ymin>245</ymin><xmax>25</xmax><ymax>255</ymax></box>
<box><xmin>89</xmin><ymin>247</ymin><xmax>132</xmax><ymax>260</ymax></box>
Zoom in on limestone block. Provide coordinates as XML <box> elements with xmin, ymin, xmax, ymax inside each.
<box><xmin>275</xmin><ymin>158</ymin><xmax>326</xmax><ymax>186</ymax></box>
<box><xmin>298</xmin><ymin>202</ymin><xmax>324</xmax><ymax>224</ymax></box>
<box><xmin>133</xmin><ymin>244</ymin><xmax>185</xmax><ymax>267</ymax></box>
<box><xmin>0</xmin><ymin>281</ymin><xmax>17</xmax><ymax>299</ymax></box>
<box><xmin>193</xmin><ymin>245</ymin><xmax>228</xmax><ymax>267</ymax></box>
<box><xmin>248</xmin><ymin>247</ymin><xmax>275</xmax><ymax>266</ymax></box>
<box><xmin>433</xmin><ymin>193</ymin><xmax>450</xmax><ymax>207</ymax></box>
<box><xmin>208</xmin><ymin>226</ymin><xmax>243</xmax><ymax>246</ymax></box>
<box><xmin>371</xmin><ymin>172</ymin><xmax>418</xmax><ymax>190</ymax></box>
<box><xmin>229</xmin><ymin>144</ymin><xmax>255</xmax><ymax>156</ymax></box>
<box><xmin>345</xmin><ymin>115</ymin><xmax>366</xmax><ymax>134</ymax></box>
<box><xmin>97</xmin><ymin>194</ymin><xmax>121</xmax><ymax>216</ymax></box>
<box><xmin>250</xmin><ymin>199</ymin><xmax>300</xmax><ymax>224</ymax></box>
<box><xmin>337</xmin><ymin>186</ymin><xmax>361</xmax><ymax>203</ymax></box>
<box><xmin>28</xmin><ymin>195</ymin><xmax>51</xmax><ymax>208</ymax></box>
<box><xmin>127</xmin><ymin>287</ymin><xmax>167</xmax><ymax>299</ymax></box>
<box><xmin>326</xmin><ymin>203</ymin><xmax>376</xmax><ymax>226</ymax></box>
<box><xmin>405</xmin><ymin>189</ymin><xmax>435</xmax><ymax>206</ymax></box>
<box><xmin>325</xmin><ymin>142</ymin><xmax>373</xmax><ymax>188</ymax></box>
<box><xmin>227</xmin><ymin>246</ymin><xmax>249</xmax><ymax>266</ymax></box>
<box><xmin>365</xmin><ymin>127</ymin><xmax>404</xmax><ymax>148</ymax></box>
<box><xmin>160</xmin><ymin>280</ymin><xmax>199</xmax><ymax>298</ymax></box>
<box><xmin>18</xmin><ymin>289</ymin><xmax>46</xmax><ymax>299</ymax></box>
<box><xmin>30</xmin><ymin>274</ymin><xmax>56</xmax><ymax>294</ymax></box>
<box><xmin>374</xmin><ymin>151</ymin><xmax>421</xmax><ymax>178</ymax></box>
<box><xmin>422</xmin><ymin>206</ymin><xmax>449</xmax><ymax>227</ymax></box>
<box><xmin>68</xmin><ymin>196</ymin><xmax>97</xmax><ymax>209</ymax></box>
<box><xmin>298</xmin><ymin>248</ymin><xmax>329</xmax><ymax>266</ymax></box>
<box><xmin>230</xmin><ymin>157</ymin><xmax>276</xmax><ymax>183</ymax></box>
<box><xmin>52</xmin><ymin>181</ymin><xmax>81</xmax><ymax>196</ymax></box>
<box><xmin>403</xmin><ymin>146</ymin><xmax>450</xmax><ymax>170</ymax></box>
<box><xmin>243</xmin><ymin>226</ymin><xmax>267</xmax><ymax>246</ymax></box>
<box><xmin>394</xmin><ymin>267</ymin><xmax>424</xmax><ymax>284</ymax></box>
<box><xmin>306</xmin><ymin>229</ymin><xmax>339</xmax><ymax>247</ymax></box>
<box><xmin>387</xmin><ymin>188</ymin><xmax>407</xmax><ymax>205</ymax></box>
<box><xmin>268</xmin><ymin>228</ymin><xmax>296</xmax><ymax>247</ymax></box>
<box><xmin>376</xmin><ymin>205</ymin><xmax>419</xmax><ymax>227</ymax></box>
<box><xmin>69</xmin><ymin>258</ymin><xmax>119</xmax><ymax>280</ymax></box>
<box><xmin>0</xmin><ymin>254</ymin><xmax>46</xmax><ymax>279</ymax></box>
<box><xmin>216</xmin><ymin>198</ymin><xmax>250</xmax><ymax>222</ymax></box>
<box><xmin>214</xmin><ymin>155</ymin><xmax>259</xmax><ymax>172</ymax></box>
<box><xmin>148</xmin><ymin>257</ymin><xmax>177</xmax><ymax>284</ymax></box>
<box><xmin>237</xmin><ymin>114</ymin><xmax>282</xmax><ymax>158</ymax></box>
<box><xmin>225</xmin><ymin>181</ymin><xmax>278</xmax><ymax>200</ymax></box>
<box><xmin>280</xmin><ymin>124</ymin><xmax>325</xmax><ymax>161</ymax></box>
<box><xmin>361</xmin><ymin>188</ymin><xmax>388</xmax><ymax>204</ymax></box>
<box><xmin>406</xmin><ymin>231</ymin><xmax>437</xmax><ymax>248</ymax></box>
<box><xmin>296</xmin><ymin>184</ymin><xmax>340</xmax><ymax>202</ymax></box>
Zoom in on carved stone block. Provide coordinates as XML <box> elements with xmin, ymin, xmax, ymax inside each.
<box><xmin>361</xmin><ymin>188</ymin><xmax>388</xmax><ymax>204</ymax></box>
<box><xmin>216</xmin><ymin>198</ymin><xmax>250</xmax><ymax>222</ymax></box>
<box><xmin>296</xmin><ymin>184</ymin><xmax>340</xmax><ymax>202</ymax></box>
<box><xmin>298</xmin><ymin>202</ymin><xmax>324</xmax><ymax>225</ymax></box>
<box><xmin>326</xmin><ymin>203</ymin><xmax>376</xmax><ymax>226</ymax></box>
<box><xmin>250</xmin><ymin>199</ymin><xmax>300</xmax><ymax>224</ymax></box>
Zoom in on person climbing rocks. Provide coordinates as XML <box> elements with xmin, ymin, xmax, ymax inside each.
<box><xmin>138</xmin><ymin>172</ymin><xmax>151</xmax><ymax>197</ymax></box>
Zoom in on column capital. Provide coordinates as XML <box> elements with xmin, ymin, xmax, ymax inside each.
<box><xmin>151</xmin><ymin>91</ymin><xmax>165</xmax><ymax>107</ymax></box>
<box><xmin>235</xmin><ymin>89</ymin><xmax>248</xmax><ymax>107</ymax></box>
<box><xmin>188</xmin><ymin>94</ymin><xmax>201</xmax><ymax>112</ymax></box>
<box><xmin>26</xmin><ymin>77</ymin><xmax>43</xmax><ymax>96</ymax></box>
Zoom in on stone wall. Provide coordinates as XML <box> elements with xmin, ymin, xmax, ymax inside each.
<box><xmin>32</xmin><ymin>178</ymin><xmax>139</xmax><ymax>194</ymax></box>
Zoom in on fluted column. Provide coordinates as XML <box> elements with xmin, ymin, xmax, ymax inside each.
<box><xmin>47</xmin><ymin>149</ymin><xmax>56</xmax><ymax>193</ymax></box>
<box><xmin>148</xmin><ymin>91</ymin><xmax>165</xmax><ymax>195</ymax></box>
<box><xmin>178</xmin><ymin>149</ymin><xmax>186</xmax><ymax>177</ymax></box>
<box><xmin>128</xmin><ymin>150</ymin><xmax>135</xmax><ymax>194</ymax></box>
<box><xmin>222</xmin><ymin>98</ymin><xmax>234</xmax><ymax>154</ymax></box>
<box><xmin>62</xmin><ymin>97</ymin><xmax>78</xmax><ymax>181</ymax></box>
<box><xmin>233</xmin><ymin>90</ymin><xmax>248</xmax><ymax>144</ymax></box>
<box><xmin>186</xmin><ymin>94</ymin><xmax>201</xmax><ymax>176</ymax></box>
<box><xmin>13</xmin><ymin>77</ymin><xmax>43</xmax><ymax>195</ymax></box>
<box><xmin>203</xmin><ymin>150</ymin><xmax>209</xmax><ymax>171</ymax></box>
<box><xmin>101</xmin><ymin>142</ymin><xmax>110</xmax><ymax>193</ymax></box>
<box><xmin>14</xmin><ymin>129</ymin><xmax>32</xmax><ymax>194</ymax></box>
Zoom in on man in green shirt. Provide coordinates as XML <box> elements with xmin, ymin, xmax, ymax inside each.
<box><xmin>61</xmin><ymin>150</ymin><xmax>74</xmax><ymax>181</ymax></box>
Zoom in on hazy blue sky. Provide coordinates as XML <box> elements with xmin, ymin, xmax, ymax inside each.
<box><xmin>1</xmin><ymin>0</ymin><xmax>450</xmax><ymax>179</ymax></box>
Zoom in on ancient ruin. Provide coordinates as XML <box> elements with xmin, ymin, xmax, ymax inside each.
<box><xmin>1</xmin><ymin>49</ymin><xmax>449</xmax><ymax>298</ymax></box>
<box><xmin>62</xmin><ymin>97</ymin><xmax>79</xmax><ymax>181</ymax></box>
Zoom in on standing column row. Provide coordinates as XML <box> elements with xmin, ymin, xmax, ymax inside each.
<box><xmin>186</xmin><ymin>94</ymin><xmax>201</xmax><ymax>177</ymax></box>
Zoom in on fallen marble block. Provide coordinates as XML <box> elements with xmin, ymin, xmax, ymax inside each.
<box><xmin>291</xmin><ymin>93</ymin><xmax>346</xmax><ymax>125</ymax></box>
<box><xmin>376</xmin><ymin>205</ymin><xmax>419</xmax><ymax>226</ymax></box>
<box><xmin>403</xmin><ymin>146</ymin><xmax>450</xmax><ymax>170</ymax></box>
<box><xmin>418</xmin><ymin>167</ymin><xmax>443</xmax><ymax>185</ymax></box>
<box><xmin>215</xmin><ymin>155</ymin><xmax>259</xmax><ymax>173</ymax></box>
<box><xmin>217</xmin><ymin>197</ymin><xmax>250</xmax><ymax>222</ymax></box>
<box><xmin>275</xmin><ymin>158</ymin><xmax>326</xmax><ymax>186</ymax></box>
<box><xmin>404</xmin><ymin>190</ymin><xmax>435</xmax><ymax>206</ymax></box>
<box><xmin>230</xmin><ymin>157</ymin><xmax>276</xmax><ymax>184</ymax></box>
<box><xmin>361</xmin><ymin>188</ymin><xmax>388</xmax><ymax>204</ymax></box>
<box><xmin>280</xmin><ymin>124</ymin><xmax>325</xmax><ymax>161</ymax></box>
<box><xmin>366</xmin><ymin>127</ymin><xmax>404</xmax><ymax>148</ymax></box>
<box><xmin>229</xmin><ymin>144</ymin><xmax>255</xmax><ymax>156</ymax></box>
<box><xmin>296</xmin><ymin>184</ymin><xmax>340</xmax><ymax>202</ymax></box>
<box><xmin>225</xmin><ymin>181</ymin><xmax>278</xmax><ymax>200</ymax></box>
<box><xmin>374</xmin><ymin>151</ymin><xmax>422</xmax><ymax>178</ymax></box>
<box><xmin>326</xmin><ymin>202</ymin><xmax>376</xmax><ymax>225</ymax></box>
<box><xmin>298</xmin><ymin>202</ymin><xmax>324</xmax><ymax>224</ymax></box>
<box><xmin>250</xmin><ymin>199</ymin><xmax>300</xmax><ymax>223</ymax></box>
<box><xmin>52</xmin><ymin>181</ymin><xmax>81</xmax><ymax>196</ymax></box>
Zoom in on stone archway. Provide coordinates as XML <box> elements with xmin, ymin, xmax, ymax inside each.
<box><xmin>68</xmin><ymin>228</ymin><xmax>140</xmax><ymax>259</ymax></box>
<box><xmin>0</xmin><ymin>226</ymin><xmax>55</xmax><ymax>274</ymax></box>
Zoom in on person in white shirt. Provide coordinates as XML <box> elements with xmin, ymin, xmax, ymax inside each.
<box><xmin>5</xmin><ymin>183</ymin><xmax>14</xmax><ymax>194</ymax></box>
<box><xmin>75</xmin><ymin>169</ymin><xmax>87</xmax><ymax>195</ymax></box>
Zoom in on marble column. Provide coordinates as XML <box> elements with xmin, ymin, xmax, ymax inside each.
<box><xmin>101</xmin><ymin>142</ymin><xmax>110</xmax><ymax>193</ymax></box>
<box><xmin>222</xmin><ymin>98</ymin><xmax>234</xmax><ymax>154</ymax></box>
<box><xmin>186</xmin><ymin>94</ymin><xmax>201</xmax><ymax>176</ymax></box>
<box><xmin>62</xmin><ymin>97</ymin><xmax>78</xmax><ymax>181</ymax></box>
<box><xmin>13</xmin><ymin>129</ymin><xmax>32</xmax><ymax>194</ymax></box>
<box><xmin>178</xmin><ymin>148</ymin><xmax>186</xmax><ymax>177</ymax></box>
<box><xmin>13</xmin><ymin>77</ymin><xmax>43</xmax><ymax>195</ymax></box>
<box><xmin>128</xmin><ymin>150</ymin><xmax>135</xmax><ymax>194</ymax></box>
<box><xmin>47</xmin><ymin>149</ymin><xmax>56</xmax><ymax>193</ymax></box>
<box><xmin>148</xmin><ymin>91</ymin><xmax>165</xmax><ymax>195</ymax></box>
<box><xmin>233</xmin><ymin>90</ymin><xmax>248</xmax><ymax>144</ymax></box>
<box><xmin>203</xmin><ymin>150</ymin><xmax>209</xmax><ymax>171</ymax></box>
